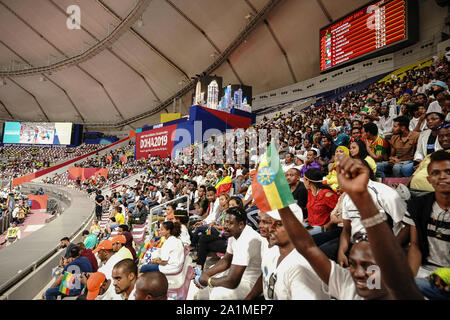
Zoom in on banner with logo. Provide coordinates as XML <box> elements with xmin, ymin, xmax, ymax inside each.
<box><xmin>136</xmin><ymin>124</ymin><xmax>177</xmax><ymax>160</ymax></box>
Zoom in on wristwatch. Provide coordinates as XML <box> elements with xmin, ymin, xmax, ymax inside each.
<box><xmin>207</xmin><ymin>277</ymin><xmax>214</xmax><ymax>288</ymax></box>
<box><xmin>361</xmin><ymin>210</ymin><xmax>387</xmax><ymax>229</ymax></box>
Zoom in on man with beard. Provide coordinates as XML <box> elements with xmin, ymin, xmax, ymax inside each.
<box><xmin>285</xmin><ymin>168</ymin><xmax>308</xmax><ymax>219</ymax></box>
<box><xmin>111</xmin><ymin>259</ymin><xmax>138</xmax><ymax>300</ymax></box>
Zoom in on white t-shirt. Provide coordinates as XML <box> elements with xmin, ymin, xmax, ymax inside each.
<box><xmin>203</xmin><ymin>198</ymin><xmax>221</xmax><ymax>225</ymax></box>
<box><xmin>262</xmin><ymin>248</ymin><xmax>330</xmax><ymax>300</ymax></box>
<box><xmin>226</xmin><ymin>225</ymin><xmax>262</xmax><ymax>286</ymax></box>
<box><xmin>342</xmin><ymin>180</ymin><xmax>407</xmax><ymax>241</ymax></box>
<box><xmin>95</xmin><ymin>281</ymin><xmax>121</xmax><ymax>300</ymax></box>
<box><xmin>402</xmin><ymin>202</ymin><xmax>450</xmax><ymax>268</ymax></box>
<box><xmin>324</xmin><ymin>260</ymin><xmax>363</xmax><ymax>300</ymax></box>
<box><xmin>179</xmin><ymin>224</ymin><xmax>191</xmax><ymax>247</ymax></box>
<box><xmin>97</xmin><ymin>253</ymin><xmax>124</xmax><ymax>280</ymax></box>
<box><xmin>159</xmin><ymin>235</ymin><xmax>185</xmax><ymax>274</ymax></box>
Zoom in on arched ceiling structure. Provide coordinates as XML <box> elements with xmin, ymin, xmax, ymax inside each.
<box><xmin>0</xmin><ymin>0</ymin><xmax>369</xmax><ymax>131</ymax></box>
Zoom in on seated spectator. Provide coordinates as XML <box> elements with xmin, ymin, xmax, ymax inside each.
<box><xmin>140</xmin><ymin>221</ymin><xmax>184</xmax><ymax>274</ymax></box>
<box><xmin>246</xmin><ymin>205</ymin><xmax>329</xmax><ymax>300</ymax></box>
<box><xmin>111</xmin><ymin>235</ymin><xmax>134</xmax><ymax>260</ymax></box>
<box><xmin>349</xmin><ymin>140</ymin><xmax>377</xmax><ymax>175</ymax></box>
<box><xmin>195</xmin><ymin>206</ymin><xmax>262</xmax><ymax>300</ymax></box>
<box><xmin>112</xmin><ymin>259</ymin><xmax>138</xmax><ymax>300</ymax></box>
<box><xmin>282</xmin><ymin>153</ymin><xmax>295</xmax><ymax>172</ymax></box>
<box><xmin>285</xmin><ymin>168</ymin><xmax>308</xmax><ymax>219</ymax></box>
<box><xmin>376</xmin><ymin>104</ymin><xmax>394</xmax><ymax>138</ymax></box>
<box><xmin>403</xmin><ymin>151</ymin><xmax>450</xmax><ymax>281</ymax></box>
<box><xmin>318</xmin><ymin>134</ymin><xmax>337</xmax><ymax>172</ymax></box>
<box><xmin>83</xmin><ymin>230</ymin><xmax>99</xmax><ymax>250</ymax></box>
<box><xmin>415</xmin><ymin>268</ymin><xmax>450</xmax><ymax>300</ymax></box>
<box><xmin>45</xmin><ymin>246</ymin><xmax>93</xmax><ymax>300</ymax></box>
<box><xmin>304</xmin><ymin>168</ymin><xmax>339</xmax><ymax>236</ymax></box>
<box><xmin>409</xmin><ymin>103</ymin><xmax>428</xmax><ymax>132</ymax></box>
<box><xmin>329</xmin><ymin>127</ymin><xmax>349</xmax><ymax>147</ymax></box>
<box><xmin>325</xmin><ymin>146</ymin><xmax>349</xmax><ymax>191</ymax></box>
<box><xmin>410</xmin><ymin>122</ymin><xmax>449</xmax><ymax>191</ymax></box>
<box><xmin>89</xmin><ymin>219</ymin><xmax>104</xmax><ymax>237</ymax></box>
<box><xmin>338</xmin><ymin>160</ymin><xmax>406</xmax><ymax>268</ymax></box>
<box><xmin>278</xmin><ymin>155</ymin><xmax>423</xmax><ymax>300</ymax></box>
<box><xmin>77</xmin><ymin>242</ymin><xmax>98</xmax><ymax>272</ymax></box>
<box><xmin>350</xmin><ymin>127</ymin><xmax>363</xmax><ymax>143</ymax></box>
<box><xmin>134</xmin><ymin>271</ymin><xmax>169</xmax><ymax>300</ymax></box>
<box><xmin>194</xmin><ymin>197</ymin><xmax>242</xmax><ymax>270</ymax></box>
<box><xmin>60</xmin><ymin>236</ymin><xmax>76</xmax><ymax>261</ymax></box>
<box><xmin>376</xmin><ymin>116</ymin><xmax>420</xmax><ymax>178</ymax></box>
<box><xmin>94</xmin><ymin>240</ymin><xmax>123</xmax><ymax>280</ymax></box>
<box><xmin>171</xmin><ymin>209</ymin><xmax>191</xmax><ymax>247</ymax></box>
<box><xmin>84</xmin><ymin>272</ymin><xmax>119</xmax><ymax>300</ymax></box>
<box><xmin>127</xmin><ymin>201</ymin><xmax>149</xmax><ymax>229</ymax></box>
<box><xmin>299</xmin><ymin>150</ymin><xmax>321</xmax><ymax>178</ymax></box>
<box><xmin>413</xmin><ymin>111</ymin><xmax>444</xmax><ymax>163</ymax></box>
<box><xmin>362</xmin><ymin>122</ymin><xmax>389</xmax><ymax>163</ymax></box>
<box><xmin>106</xmin><ymin>206</ymin><xmax>125</xmax><ymax>236</ymax></box>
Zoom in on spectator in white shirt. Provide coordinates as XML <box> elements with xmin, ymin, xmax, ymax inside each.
<box><xmin>377</xmin><ymin>105</ymin><xmax>394</xmax><ymax>138</ymax></box>
<box><xmin>195</xmin><ymin>206</ymin><xmax>262</xmax><ymax>300</ymax></box>
<box><xmin>278</xmin><ymin>155</ymin><xmax>423</xmax><ymax>300</ymax></box>
<box><xmin>112</xmin><ymin>259</ymin><xmax>138</xmax><ymax>300</ymax></box>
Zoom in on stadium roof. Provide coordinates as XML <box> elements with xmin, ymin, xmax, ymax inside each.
<box><xmin>0</xmin><ymin>0</ymin><xmax>368</xmax><ymax>130</ymax></box>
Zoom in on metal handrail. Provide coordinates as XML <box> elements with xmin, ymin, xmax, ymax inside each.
<box><xmin>147</xmin><ymin>195</ymin><xmax>189</xmax><ymax>231</ymax></box>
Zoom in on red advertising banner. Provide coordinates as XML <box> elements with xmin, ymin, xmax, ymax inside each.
<box><xmin>68</xmin><ymin>167</ymin><xmax>108</xmax><ymax>181</ymax></box>
<box><xmin>27</xmin><ymin>194</ymin><xmax>49</xmax><ymax>213</ymax></box>
<box><xmin>136</xmin><ymin>124</ymin><xmax>177</xmax><ymax>160</ymax></box>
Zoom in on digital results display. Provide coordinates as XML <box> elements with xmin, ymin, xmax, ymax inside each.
<box><xmin>320</xmin><ymin>0</ymin><xmax>414</xmax><ymax>72</ymax></box>
<box><xmin>3</xmin><ymin>122</ymin><xmax>73</xmax><ymax>145</ymax></box>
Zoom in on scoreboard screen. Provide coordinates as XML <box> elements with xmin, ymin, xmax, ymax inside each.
<box><xmin>320</xmin><ymin>0</ymin><xmax>417</xmax><ymax>72</ymax></box>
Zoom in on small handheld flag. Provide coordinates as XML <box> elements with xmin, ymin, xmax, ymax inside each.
<box><xmin>251</xmin><ymin>141</ymin><xmax>295</xmax><ymax>214</ymax></box>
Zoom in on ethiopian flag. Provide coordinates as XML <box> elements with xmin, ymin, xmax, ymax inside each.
<box><xmin>58</xmin><ymin>272</ymin><xmax>76</xmax><ymax>295</ymax></box>
<box><xmin>252</xmin><ymin>141</ymin><xmax>294</xmax><ymax>214</ymax></box>
<box><xmin>215</xmin><ymin>175</ymin><xmax>232</xmax><ymax>196</ymax></box>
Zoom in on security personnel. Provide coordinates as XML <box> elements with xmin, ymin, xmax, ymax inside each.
<box><xmin>6</xmin><ymin>222</ymin><xmax>20</xmax><ymax>245</ymax></box>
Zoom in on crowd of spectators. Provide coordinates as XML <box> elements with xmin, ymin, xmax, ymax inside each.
<box><xmin>0</xmin><ymin>144</ymin><xmax>102</xmax><ymax>180</ymax></box>
<box><xmin>8</xmin><ymin>55</ymin><xmax>450</xmax><ymax>300</ymax></box>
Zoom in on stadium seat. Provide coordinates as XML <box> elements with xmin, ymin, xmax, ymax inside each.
<box><xmin>165</xmin><ymin>246</ymin><xmax>194</xmax><ymax>296</ymax></box>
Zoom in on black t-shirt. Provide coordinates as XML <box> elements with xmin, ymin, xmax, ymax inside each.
<box><xmin>95</xmin><ymin>195</ymin><xmax>105</xmax><ymax>208</ymax></box>
<box><xmin>320</xmin><ymin>144</ymin><xmax>337</xmax><ymax>163</ymax></box>
<box><xmin>292</xmin><ymin>182</ymin><xmax>309</xmax><ymax>219</ymax></box>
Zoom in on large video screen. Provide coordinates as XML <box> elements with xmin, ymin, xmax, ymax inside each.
<box><xmin>3</xmin><ymin>122</ymin><xmax>73</xmax><ymax>145</ymax></box>
<box><xmin>320</xmin><ymin>0</ymin><xmax>416</xmax><ymax>72</ymax></box>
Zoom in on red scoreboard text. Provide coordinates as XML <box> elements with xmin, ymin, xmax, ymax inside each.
<box><xmin>320</xmin><ymin>0</ymin><xmax>408</xmax><ymax>72</ymax></box>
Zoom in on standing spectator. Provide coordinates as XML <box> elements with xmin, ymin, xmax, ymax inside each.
<box><xmin>94</xmin><ymin>190</ymin><xmax>105</xmax><ymax>221</ymax></box>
